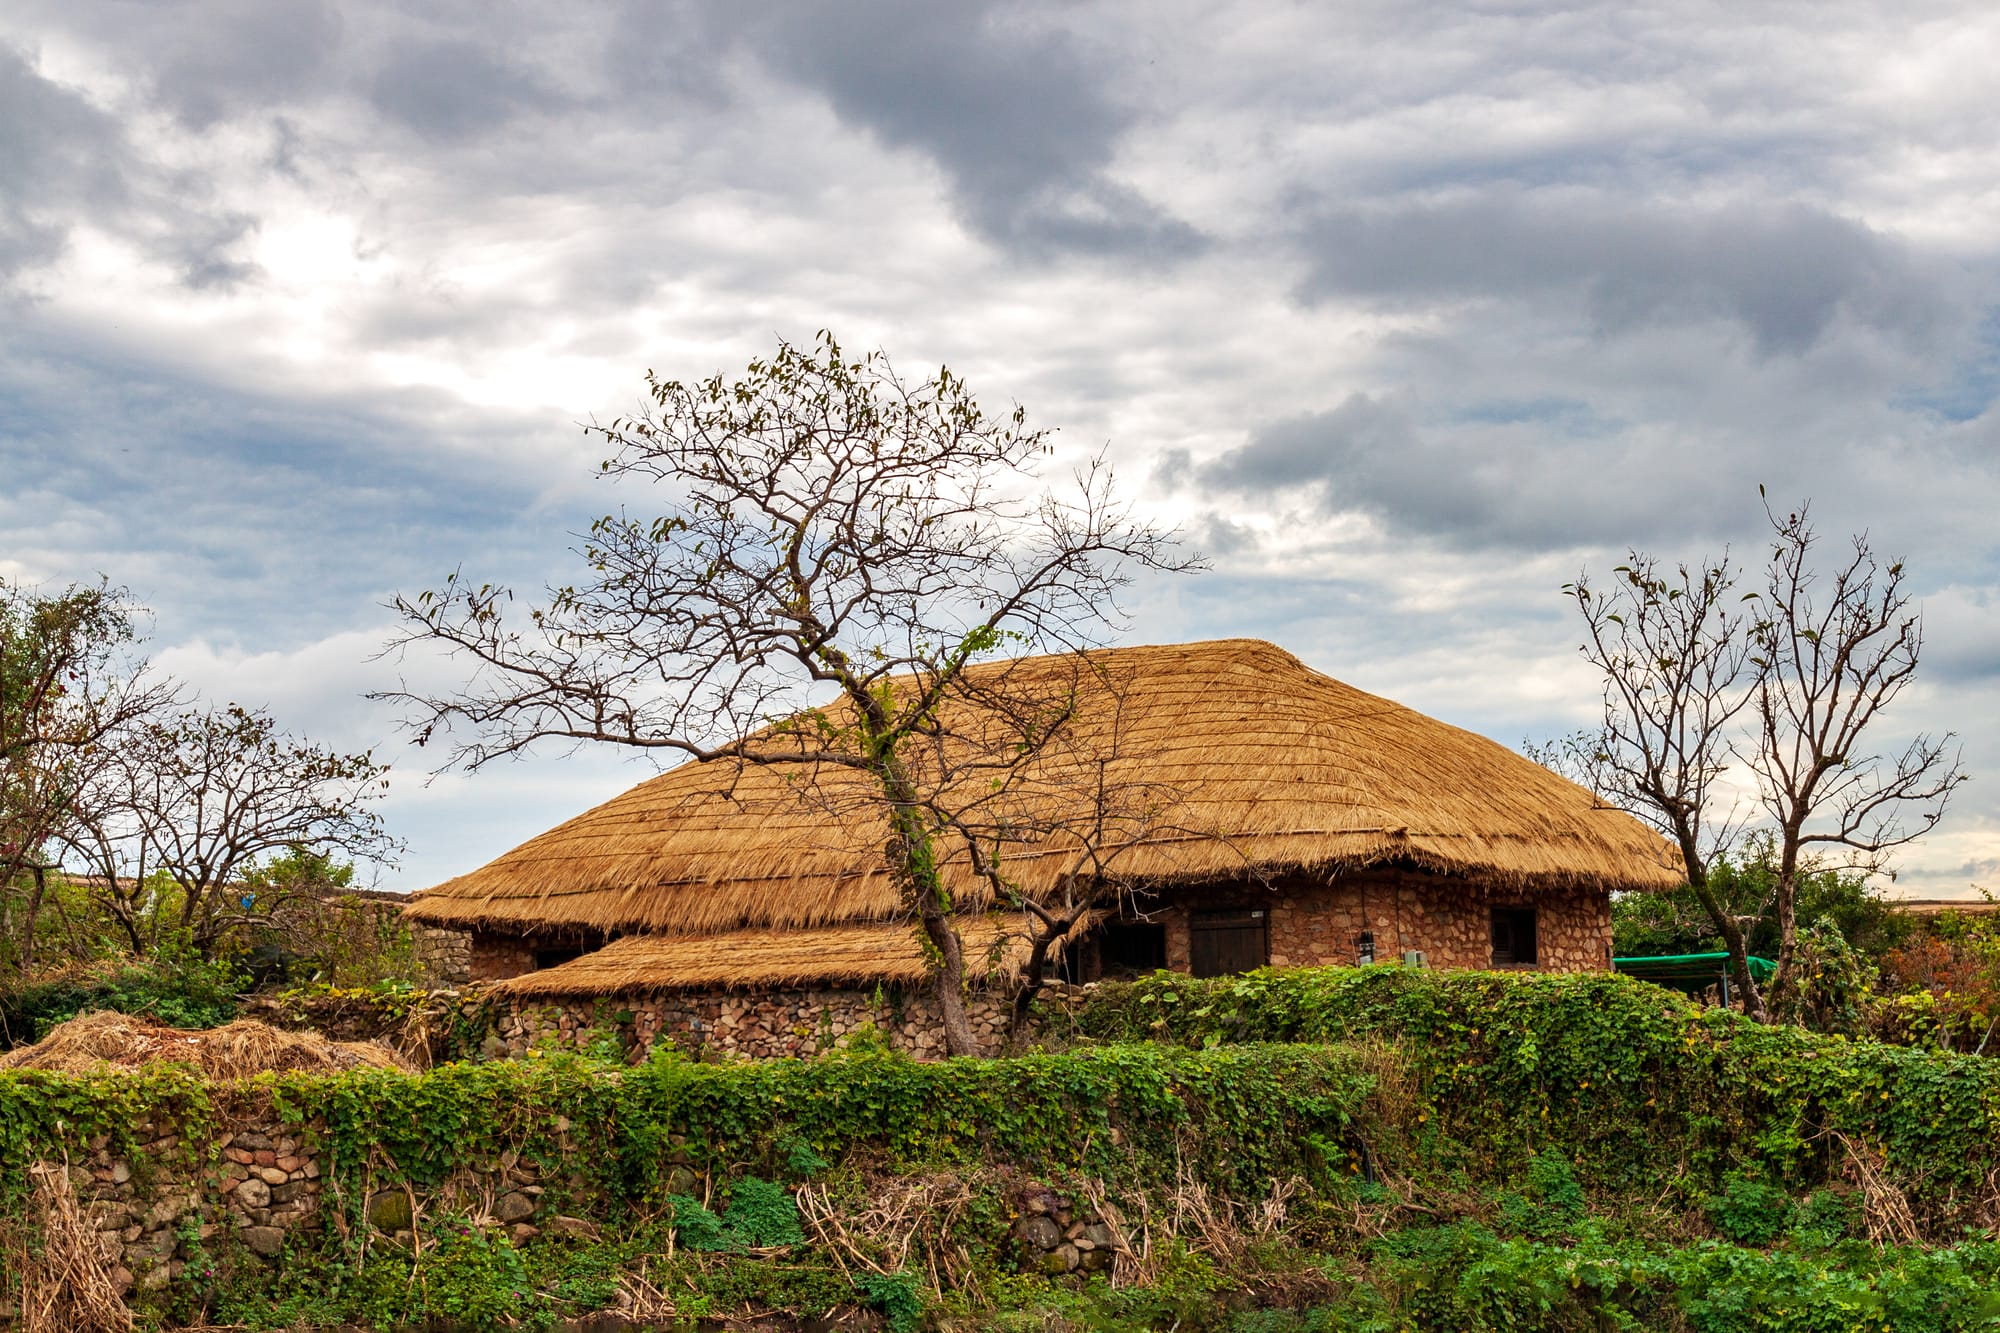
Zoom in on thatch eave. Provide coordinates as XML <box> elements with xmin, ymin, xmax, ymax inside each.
<box><xmin>482</xmin><ymin>915</ymin><xmax>1079</xmax><ymax>999</ymax></box>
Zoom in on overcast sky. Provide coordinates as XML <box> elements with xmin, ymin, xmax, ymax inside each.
<box><xmin>4</xmin><ymin>1</ymin><xmax>1996</xmax><ymax>897</ymax></box>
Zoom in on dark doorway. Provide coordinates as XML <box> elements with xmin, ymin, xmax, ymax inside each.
<box><xmin>532</xmin><ymin>945</ymin><xmax>584</xmax><ymax>971</ymax></box>
<box><xmin>1490</xmin><ymin>907</ymin><xmax>1538</xmax><ymax>967</ymax></box>
<box><xmin>1189</xmin><ymin>908</ymin><xmax>1269</xmax><ymax>977</ymax></box>
<box><xmin>1099</xmin><ymin>921</ymin><xmax>1168</xmax><ymax>978</ymax></box>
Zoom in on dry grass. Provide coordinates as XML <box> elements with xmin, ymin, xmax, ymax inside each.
<box><xmin>796</xmin><ymin>1172</ymin><xmax>985</xmax><ymax>1294</ymax></box>
<box><xmin>409</xmin><ymin>638</ymin><xmax>1681</xmax><ymax>937</ymax></box>
<box><xmin>1068</xmin><ymin>1139</ymin><xmax>1322</xmax><ymax>1290</ymax></box>
<box><xmin>2</xmin><ymin>1159</ymin><xmax>134</xmax><ymax>1333</ymax></box>
<box><xmin>489</xmin><ymin>913</ymin><xmax>1091</xmax><ymax>997</ymax></box>
<box><xmin>0</xmin><ymin>1010</ymin><xmax>413</xmax><ymax>1079</ymax></box>
<box><xmin>1836</xmin><ymin>1131</ymin><xmax>1923</xmax><ymax>1247</ymax></box>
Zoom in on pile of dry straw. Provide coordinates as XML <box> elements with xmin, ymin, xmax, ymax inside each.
<box><xmin>0</xmin><ymin>1008</ymin><xmax>412</xmax><ymax>1079</ymax></box>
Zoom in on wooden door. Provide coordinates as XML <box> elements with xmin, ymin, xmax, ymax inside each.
<box><xmin>1189</xmin><ymin>908</ymin><xmax>1269</xmax><ymax>977</ymax></box>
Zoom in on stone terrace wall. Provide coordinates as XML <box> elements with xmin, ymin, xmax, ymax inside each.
<box><xmin>1154</xmin><ymin>870</ymin><xmax>1612</xmax><ymax>975</ymax></box>
<box><xmin>59</xmin><ymin>1116</ymin><xmax>325</xmax><ymax>1296</ymax></box>
<box><xmin>493</xmin><ymin>985</ymin><xmax>1015</xmax><ymax>1062</ymax></box>
<box><xmin>48</xmin><ymin>1109</ymin><xmax>585</xmax><ymax>1301</ymax></box>
<box><xmin>43</xmin><ymin>1098</ymin><xmax>1124</xmax><ymax>1303</ymax></box>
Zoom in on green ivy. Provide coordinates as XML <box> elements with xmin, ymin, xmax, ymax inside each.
<box><xmin>244</xmin><ymin>1041</ymin><xmax>1372</xmax><ymax>1234</ymax></box>
<box><xmin>0</xmin><ymin>1064</ymin><xmax>215</xmax><ymax>1204</ymax></box>
<box><xmin>1074</xmin><ymin>966</ymin><xmax>2000</xmax><ymax>1233</ymax></box>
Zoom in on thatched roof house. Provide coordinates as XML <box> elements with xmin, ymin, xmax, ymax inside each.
<box><xmin>410</xmin><ymin>639</ymin><xmax>1678</xmax><ymax>999</ymax></box>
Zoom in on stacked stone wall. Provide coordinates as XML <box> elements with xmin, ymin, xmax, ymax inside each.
<box><xmin>47</xmin><ymin>1110</ymin><xmax>597</xmax><ymax>1300</ymax></box>
<box><xmin>491</xmin><ymin>985</ymin><xmax>1014</xmax><ymax>1062</ymax></box>
<box><xmin>411</xmin><ymin>923</ymin><xmax>472</xmax><ymax>985</ymax></box>
<box><xmin>57</xmin><ymin>1117</ymin><xmax>325</xmax><ymax>1296</ymax></box>
<box><xmin>43</xmin><ymin>1104</ymin><xmax>1126</xmax><ymax>1302</ymax></box>
<box><xmin>1155</xmin><ymin>870</ymin><xmax>1611</xmax><ymax>975</ymax></box>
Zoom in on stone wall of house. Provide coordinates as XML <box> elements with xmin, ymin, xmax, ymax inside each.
<box><xmin>469</xmin><ymin>930</ymin><xmax>539</xmax><ymax>983</ymax></box>
<box><xmin>491</xmin><ymin>985</ymin><xmax>1016</xmax><ymax>1062</ymax></box>
<box><xmin>1154</xmin><ymin>870</ymin><xmax>1612</xmax><ymax>975</ymax></box>
<box><xmin>411</xmin><ymin>923</ymin><xmax>473</xmax><ymax>985</ymax></box>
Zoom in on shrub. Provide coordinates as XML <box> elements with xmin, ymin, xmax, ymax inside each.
<box><xmin>1705</xmin><ymin>1173</ymin><xmax>1791</xmax><ymax>1245</ymax></box>
<box><xmin>1071</xmin><ymin>965</ymin><xmax>2000</xmax><ymax>1237</ymax></box>
<box><xmin>0</xmin><ymin>954</ymin><xmax>244</xmax><ymax>1046</ymax></box>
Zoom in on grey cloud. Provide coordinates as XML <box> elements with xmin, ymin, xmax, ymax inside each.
<box><xmin>1183</xmin><ymin>392</ymin><xmax>1770</xmax><ymax>551</ymax></box>
<box><xmin>738</xmin><ymin>0</ymin><xmax>1201</xmax><ymax>260</ymax></box>
<box><xmin>0</xmin><ymin>44</ymin><xmax>127</xmax><ymax>274</ymax></box>
<box><xmin>368</xmin><ymin>37</ymin><xmax>559</xmax><ymax>141</ymax></box>
<box><xmin>0</xmin><ymin>326</ymin><xmax>570</xmax><ymax>647</ymax></box>
<box><xmin>1298</xmin><ymin>193</ymin><xmax>1950</xmax><ymax>357</ymax></box>
<box><xmin>1203</xmin><ymin>394</ymin><xmax>1421</xmax><ymax>494</ymax></box>
<box><xmin>0</xmin><ymin>43</ymin><xmax>263</xmax><ymax>290</ymax></box>
<box><xmin>169</xmin><ymin>212</ymin><xmax>263</xmax><ymax>289</ymax></box>
<box><xmin>17</xmin><ymin>0</ymin><xmax>1198</xmax><ymax>261</ymax></box>
<box><xmin>25</xmin><ymin>0</ymin><xmax>345</xmax><ymax>127</ymax></box>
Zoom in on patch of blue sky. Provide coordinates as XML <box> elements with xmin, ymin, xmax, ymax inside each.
<box><xmin>0</xmin><ymin>336</ymin><xmax>553</xmax><ymax>647</ymax></box>
<box><xmin>1894</xmin><ymin>308</ymin><xmax>2000</xmax><ymax>423</ymax></box>
<box><xmin>1446</xmin><ymin>396</ymin><xmax>1618</xmax><ymax>437</ymax></box>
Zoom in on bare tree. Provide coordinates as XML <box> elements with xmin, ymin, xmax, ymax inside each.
<box><xmin>1563</xmin><ymin>555</ymin><xmax>1767</xmax><ymax>1016</ymax></box>
<box><xmin>0</xmin><ymin>580</ymin><xmax>176</xmax><ymax>970</ymax></box>
<box><xmin>1745</xmin><ymin>499</ymin><xmax>1966</xmax><ymax>1013</ymax></box>
<box><xmin>57</xmin><ymin>703</ymin><xmax>398</xmax><ymax>957</ymax></box>
<box><xmin>1564</xmin><ymin>497</ymin><xmax>1965</xmax><ymax>1024</ymax></box>
<box><xmin>382</xmin><ymin>333</ymin><xmax>1196</xmax><ymax>1056</ymax></box>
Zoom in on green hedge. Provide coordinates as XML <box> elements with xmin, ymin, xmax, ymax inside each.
<box><xmin>12</xmin><ymin>994</ymin><xmax>2000</xmax><ymax>1330</ymax></box>
<box><xmin>0</xmin><ymin>1042</ymin><xmax>1373</xmax><ymax>1218</ymax></box>
<box><xmin>1071</xmin><ymin>966</ymin><xmax>2000</xmax><ymax>1231</ymax></box>
<box><xmin>267</xmin><ymin>1041</ymin><xmax>1372</xmax><ymax>1214</ymax></box>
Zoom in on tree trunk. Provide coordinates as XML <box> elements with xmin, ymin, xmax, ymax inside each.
<box><xmin>918</xmin><ymin>906</ymin><xmax>982</xmax><ymax>1057</ymax></box>
<box><xmin>1681</xmin><ymin>836</ymin><xmax>1766</xmax><ymax>1021</ymax></box>
<box><xmin>19</xmin><ymin>863</ymin><xmax>47</xmax><ymax>972</ymax></box>
<box><xmin>1007</xmin><ymin>928</ymin><xmax>1058</xmax><ymax>1053</ymax></box>
<box><xmin>875</xmin><ymin>739</ymin><xmax>985</xmax><ymax>1056</ymax></box>
<box><xmin>1765</xmin><ymin>836</ymin><xmax>1805</xmax><ymax>1018</ymax></box>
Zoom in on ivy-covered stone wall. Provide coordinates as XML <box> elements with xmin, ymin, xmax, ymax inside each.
<box><xmin>1</xmin><ymin>1041</ymin><xmax>1372</xmax><ymax>1314</ymax></box>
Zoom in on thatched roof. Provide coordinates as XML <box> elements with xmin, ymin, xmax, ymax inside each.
<box><xmin>487</xmin><ymin>915</ymin><xmax>1073</xmax><ymax>997</ymax></box>
<box><xmin>410</xmin><ymin>638</ymin><xmax>1681</xmax><ymax>937</ymax></box>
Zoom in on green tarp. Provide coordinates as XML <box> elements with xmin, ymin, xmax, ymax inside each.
<box><xmin>1614</xmin><ymin>951</ymin><xmax>1777</xmax><ymax>991</ymax></box>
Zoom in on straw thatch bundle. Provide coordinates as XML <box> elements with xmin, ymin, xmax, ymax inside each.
<box><xmin>487</xmin><ymin>915</ymin><xmax>1077</xmax><ymax>997</ymax></box>
<box><xmin>0</xmin><ymin>1010</ymin><xmax>413</xmax><ymax>1078</ymax></box>
<box><xmin>409</xmin><ymin>639</ymin><xmax>1680</xmax><ymax>939</ymax></box>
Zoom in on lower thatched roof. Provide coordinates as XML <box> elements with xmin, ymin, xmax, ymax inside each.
<box><xmin>484</xmin><ymin>916</ymin><xmax>1077</xmax><ymax>998</ymax></box>
<box><xmin>412</xmin><ymin>639</ymin><xmax>1683</xmax><ymax>938</ymax></box>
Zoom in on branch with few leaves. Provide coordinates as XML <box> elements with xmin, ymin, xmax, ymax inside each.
<box><xmin>378</xmin><ymin>334</ymin><xmax>1202</xmax><ymax>1054</ymax></box>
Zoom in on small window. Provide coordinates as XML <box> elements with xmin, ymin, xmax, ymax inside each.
<box><xmin>1491</xmin><ymin>908</ymin><xmax>1538</xmax><ymax>968</ymax></box>
<box><xmin>1189</xmin><ymin>908</ymin><xmax>1269</xmax><ymax>978</ymax></box>
<box><xmin>1098</xmin><ymin>921</ymin><xmax>1168</xmax><ymax>977</ymax></box>
<box><xmin>532</xmin><ymin>946</ymin><xmax>583</xmax><ymax>971</ymax></box>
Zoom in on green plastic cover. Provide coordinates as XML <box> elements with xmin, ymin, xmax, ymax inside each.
<box><xmin>1614</xmin><ymin>951</ymin><xmax>1777</xmax><ymax>984</ymax></box>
